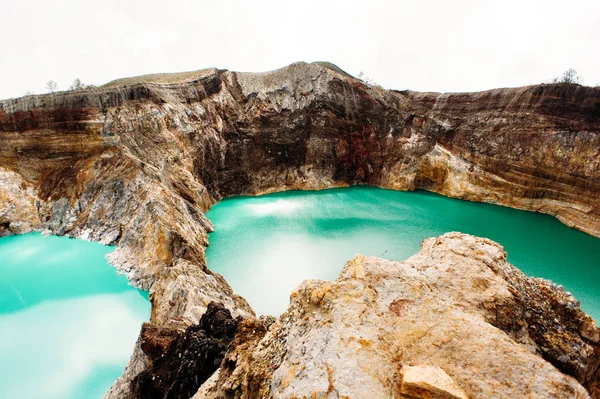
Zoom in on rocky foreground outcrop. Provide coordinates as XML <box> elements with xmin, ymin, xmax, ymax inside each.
<box><xmin>198</xmin><ymin>233</ymin><xmax>600</xmax><ymax>399</ymax></box>
<box><xmin>0</xmin><ymin>62</ymin><xmax>599</xmax><ymax>398</ymax></box>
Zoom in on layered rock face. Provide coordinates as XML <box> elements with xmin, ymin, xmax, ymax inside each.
<box><xmin>0</xmin><ymin>62</ymin><xmax>599</xmax><ymax>398</ymax></box>
<box><xmin>200</xmin><ymin>233</ymin><xmax>600</xmax><ymax>399</ymax></box>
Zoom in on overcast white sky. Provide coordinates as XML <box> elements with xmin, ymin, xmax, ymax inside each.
<box><xmin>1</xmin><ymin>0</ymin><xmax>599</xmax><ymax>99</ymax></box>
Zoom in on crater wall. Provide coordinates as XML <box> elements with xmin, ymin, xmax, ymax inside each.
<box><xmin>1</xmin><ymin>62</ymin><xmax>599</xmax><ymax>398</ymax></box>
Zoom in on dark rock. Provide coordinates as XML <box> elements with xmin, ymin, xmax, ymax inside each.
<box><xmin>131</xmin><ymin>302</ymin><xmax>241</xmax><ymax>399</ymax></box>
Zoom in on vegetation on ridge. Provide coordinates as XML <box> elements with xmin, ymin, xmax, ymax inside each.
<box><xmin>101</xmin><ymin>68</ymin><xmax>215</xmax><ymax>88</ymax></box>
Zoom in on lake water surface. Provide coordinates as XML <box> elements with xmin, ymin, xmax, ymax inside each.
<box><xmin>206</xmin><ymin>187</ymin><xmax>600</xmax><ymax>319</ymax></box>
<box><xmin>0</xmin><ymin>233</ymin><xmax>150</xmax><ymax>399</ymax></box>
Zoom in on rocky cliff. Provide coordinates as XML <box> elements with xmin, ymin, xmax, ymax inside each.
<box><xmin>199</xmin><ymin>233</ymin><xmax>600</xmax><ymax>399</ymax></box>
<box><xmin>0</xmin><ymin>62</ymin><xmax>599</xmax><ymax>398</ymax></box>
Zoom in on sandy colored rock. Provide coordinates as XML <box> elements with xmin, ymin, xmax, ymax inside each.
<box><xmin>0</xmin><ymin>167</ymin><xmax>40</xmax><ymax>234</ymax></box>
<box><xmin>201</xmin><ymin>233</ymin><xmax>598</xmax><ymax>399</ymax></box>
<box><xmin>400</xmin><ymin>365</ymin><xmax>468</xmax><ymax>399</ymax></box>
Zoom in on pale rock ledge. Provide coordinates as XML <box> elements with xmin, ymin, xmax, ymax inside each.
<box><xmin>400</xmin><ymin>365</ymin><xmax>468</xmax><ymax>399</ymax></box>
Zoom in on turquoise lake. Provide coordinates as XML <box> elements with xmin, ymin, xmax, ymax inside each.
<box><xmin>206</xmin><ymin>187</ymin><xmax>600</xmax><ymax>319</ymax></box>
<box><xmin>0</xmin><ymin>233</ymin><xmax>150</xmax><ymax>399</ymax></box>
